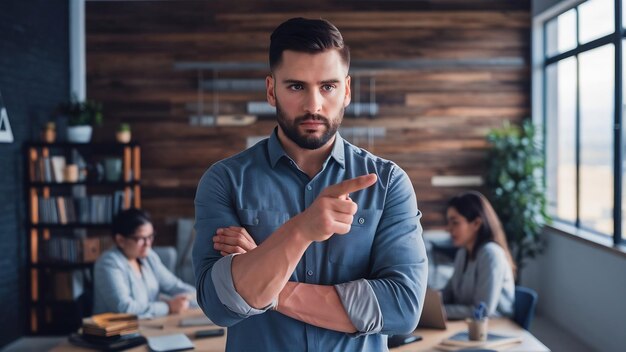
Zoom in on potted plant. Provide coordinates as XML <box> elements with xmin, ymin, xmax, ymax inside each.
<box><xmin>485</xmin><ymin>120</ymin><xmax>551</xmax><ymax>282</ymax></box>
<box><xmin>58</xmin><ymin>98</ymin><xmax>103</xmax><ymax>143</ymax></box>
<box><xmin>41</xmin><ymin>122</ymin><xmax>56</xmax><ymax>143</ymax></box>
<box><xmin>116</xmin><ymin>123</ymin><xmax>131</xmax><ymax>143</ymax></box>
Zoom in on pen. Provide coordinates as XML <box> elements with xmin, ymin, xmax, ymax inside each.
<box><xmin>473</xmin><ymin>302</ymin><xmax>487</xmax><ymax>320</ymax></box>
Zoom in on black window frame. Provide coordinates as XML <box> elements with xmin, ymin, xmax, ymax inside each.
<box><xmin>541</xmin><ymin>0</ymin><xmax>624</xmax><ymax>245</ymax></box>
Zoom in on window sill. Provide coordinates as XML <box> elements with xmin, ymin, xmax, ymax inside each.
<box><xmin>545</xmin><ymin>222</ymin><xmax>626</xmax><ymax>260</ymax></box>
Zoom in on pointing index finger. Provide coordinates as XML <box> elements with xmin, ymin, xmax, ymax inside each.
<box><xmin>322</xmin><ymin>174</ymin><xmax>377</xmax><ymax>198</ymax></box>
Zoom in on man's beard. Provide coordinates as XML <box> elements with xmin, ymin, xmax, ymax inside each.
<box><xmin>276</xmin><ymin>100</ymin><xmax>343</xmax><ymax>150</ymax></box>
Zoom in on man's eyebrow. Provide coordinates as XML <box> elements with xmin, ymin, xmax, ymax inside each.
<box><xmin>282</xmin><ymin>79</ymin><xmax>304</xmax><ymax>85</ymax></box>
<box><xmin>281</xmin><ymin>79</ymin><xmax>342</xmax><ymax>85</ymax></box>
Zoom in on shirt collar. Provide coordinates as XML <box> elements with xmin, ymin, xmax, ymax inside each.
<box><xmin>268</xmin><ymin>128</ymin><xmax>346</xmax><ymax>169</ymax></box>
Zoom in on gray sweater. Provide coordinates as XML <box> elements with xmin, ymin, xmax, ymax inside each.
<box><xmin>93</xmin><ymin>247</ymin><xmax>196</xmax><ymax>318</ymax></box>
<box><xmin>441</xmin><ymin>242</ymin><xmax>515</xmax><ymax>320</ymax></box>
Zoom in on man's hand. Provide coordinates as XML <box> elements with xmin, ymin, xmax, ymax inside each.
<box><xmin>214</xmin><ymin>226</ymin><xmax>257</xmax><ymax>256</ymax></box>
<box><xmin>291</xmin><ymin>173</ymin><xmax>377</xmax><ymax>242</ymax></box>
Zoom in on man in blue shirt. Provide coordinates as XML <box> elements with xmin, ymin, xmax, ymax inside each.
<box><xmin>193</xmin><ymin>17</ymin><xmax>428</xmax><ymax>351</ymax></box>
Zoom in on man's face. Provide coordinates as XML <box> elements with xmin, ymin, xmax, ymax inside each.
<box><xmin>266</xmin><ymin>49</ymin><xmax>351</xmax><ymax>150</ymax></box>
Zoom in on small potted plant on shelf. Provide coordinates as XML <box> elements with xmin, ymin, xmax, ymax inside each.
<box><xmin>116</xmin><ymin>123</ymin><xmax>131</xmax><ymax>143</ymax></box>
<box><xmin>41</xmin><ymin>122</ymin><xmax>56</xmax><ymax>143</ymax></box>
<box><xmin>58</xmin><ymin>97</ymin><xmax>103</xmax><ymax>143</ymax></box>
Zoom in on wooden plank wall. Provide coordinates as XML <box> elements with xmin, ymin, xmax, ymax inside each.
<box><xmin>86</xmin><ymin>0</ymin><xmax>531</xmax><ymax>245</ymax></box>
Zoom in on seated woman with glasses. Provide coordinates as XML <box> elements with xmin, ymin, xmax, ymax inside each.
<box><xmin>93</xmin><ymin>208</ymin><xmax>196</xmax><ymax>318</ymax></box>
<box><xmin>441</xmin><ymin>191</ymin><xmax>516</xmax><ymax>320</ymax></box>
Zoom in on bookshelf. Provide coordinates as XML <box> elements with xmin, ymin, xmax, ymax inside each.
<box><xmin>24</xmin><ymin>142</ymin><xmax>141</xmax><ymax>334</ymax></box>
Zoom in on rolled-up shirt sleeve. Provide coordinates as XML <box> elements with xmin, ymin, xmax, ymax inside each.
<box><xmin>192</xmin><ymin>163</ymin><xmax>273</xmax><ymax>327</ymax></box>
<box><xmin>212</xmin><ymin>253</ymin><xmax>277</xmax><ymax>315</ymax></box>
<box><xmin>335</xmin><ymin>279</ymin><xmax>383</xmax><ymax>336</ymax></box>
<box><xmin>359</xmin><ymin>167</ymin><xmax>428</xmax><ymax>335</ymax></box>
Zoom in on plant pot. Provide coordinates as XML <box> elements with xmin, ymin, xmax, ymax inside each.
<box><xmin>42</xmin><ymin>129</ymin><xmax>56</xmax><ymax>143</ymax></box>
<box><xmin>67</xmin><ymin>125</ymin><xmax>93</xmax><ymax>143</ymax></box>
<box><xmin>116</xmin><ymin>130</ymin><xmax>131</xmax><ymax>143</ymax></box>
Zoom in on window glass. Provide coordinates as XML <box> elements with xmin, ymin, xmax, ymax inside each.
<box><xmin>546</xmin><ymin>58</ymin><xmax>578</xmax><ymax>223</ymax></box>
<box><xmin>579</xmin><ymin>0</ymin><xmax>614</xmax><ymax>44</ymax></box>
<box><xmin>579</xmin><ymin>44</ymin><xmax>615</xmax><ymax>235</ymax></box>
<box><xmin>546</xmin><ymin>9</ymin><xmax>577</xmax><ymax>58</ymax></box>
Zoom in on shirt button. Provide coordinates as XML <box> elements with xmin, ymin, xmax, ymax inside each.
<box><xmin>307</xmin><ymin>185</ymin><xmax>312</xmax><ymax>191</ymax></box>
<box><xmin>253</xmin><ymin>218</ymin><xmax>259</xmax><ymax>225</ymax></box>
<box><xmin>358</xmin><ymin>217</ymin><xmax>365</xmax><ymax>225</ymax></box>
<box><xmin>307</xmin><ymin>270</ymin><xmax>313</xmax><ymax>276</ymax></box>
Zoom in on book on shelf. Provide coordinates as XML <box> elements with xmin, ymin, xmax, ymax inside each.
<box><xmin>435</xmin><ymin>331</ymin><xmax>522</xmax><ymax>351</ymax></box>
<box><xmin>40</xmin><ymin>235</ymin><xmax>107</xmax><ymax>264</ymax></box>
<box><xmin>50</xmin><ymin>156</ymin><xmax>66</xmax><ymax>183</ymax></box>
<box><xmin>36</xmin><ymin>191</ymin><xmax>129</xmax><ymax>225</ymax></box>
<box><xmin>32</xmin><ymin>155</ymin><xmax>64</xmax><ymax>183</ymax></box>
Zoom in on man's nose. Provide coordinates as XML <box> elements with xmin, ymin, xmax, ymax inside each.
<box><xmin>303</xmin><ymin>89</ymin><xmax>323</xmax><ymax>114</ymax></box>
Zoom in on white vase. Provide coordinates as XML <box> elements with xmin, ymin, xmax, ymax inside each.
<box><xmin>67</xmin><ymin>125</ymin><xmax>93</xmax><ymax>143</ymax></box>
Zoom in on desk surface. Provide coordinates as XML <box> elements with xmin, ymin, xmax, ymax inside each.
<box><xmin>53</xmin><ymin>309</ymin><xmax>549</xmax><ymax>352</ymax></box>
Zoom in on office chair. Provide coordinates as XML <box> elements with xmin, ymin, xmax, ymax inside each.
<box><xmin>430</xmin><ymin>239</ymin><xmax>458</xmax><ymax>286</ymax></box>
<box><xmin>153</xmin><ymin>246</ymin><xmax>178</xmax><ymax>273</ymax></box>
<box><xmin>514</xmin><ymin>286</ymin><xmax>538</xmax><ymax>330</ymax></box>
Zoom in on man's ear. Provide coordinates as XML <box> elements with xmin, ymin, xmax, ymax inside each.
<box><xmin>266</xmin><ymin>75</ymin><xmax>276</xmax><ymax>107</ymax></box>
<box><xmin>344</xmin><ymin>75</ymin><xmax>351</xmax><ymax>107</ymax></box>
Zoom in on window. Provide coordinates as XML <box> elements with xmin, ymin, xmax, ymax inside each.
<box><xmin>579</xmin><ymin>0</ymin><xmax>614</xmax><ymax>44</ymax></box>
<box><xmin>546</xmin><ymin>58</ymin><xmax>577</xmax><ymax>223</ymax></box>
<box><xmin>579</xmin><ymin>45</ymin><xmax>614</xmax><ymax>235</ymax></box>
<box><xmin>540</xmin><ymin>0</ymin><xmax>622</xmax><ymax>244</ymax></box>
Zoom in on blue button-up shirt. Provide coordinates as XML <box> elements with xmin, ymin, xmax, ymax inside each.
<box><xmin>193</xmin><ymin>130</ymin><xmax>428</xmax><ymax>351</ymax></box>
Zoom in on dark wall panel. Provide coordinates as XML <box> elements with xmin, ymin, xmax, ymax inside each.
<box><xmin>0</xmin><ymin>0</ymin><xmax>69</xmax><ymax>347</ymax></box>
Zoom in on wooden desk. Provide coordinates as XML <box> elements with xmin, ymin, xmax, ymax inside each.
<box><xmin>51</xmin><ymin>309</ymin><xmax>225</xmax><ymax>352</ymax></box>
<box><xmin>405</xmin><ymin>319</ymin><xmax>549</xmax><ymax>352</ymax></box>
<box><xmin>53</xmin><ymin>309</ymin><xmax>549</xmax><ymax>351</ymax></box>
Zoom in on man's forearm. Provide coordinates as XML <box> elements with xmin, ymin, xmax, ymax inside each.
<box><xmin>231</xmin><ymin>218</ymin><xmax>311</xmax><ymax>308</ymax></box>
<box><xmin>277</xmin><ymin>282</ymin><xmax>357</xmax><ymax>333</ymax></box>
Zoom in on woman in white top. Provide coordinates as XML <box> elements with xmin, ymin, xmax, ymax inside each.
<box><xmin>441</xmin><ymin>191</ymin><xmax>516</xmax><ymax>320</ymax></box>
<box><xmin>93</xmin><ymin>208</ymin><xmax>196</xmax><ymax>318</ymax></box>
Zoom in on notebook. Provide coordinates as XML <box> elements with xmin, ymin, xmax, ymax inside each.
<box><xmin>69</xmin><ymin>332</ymin><xmax>146</xmax><ymax>351</ymax></box>
<box><xmin>436</xmin><ymin>332</ymin><xmax>522</xmax><ymax>351</ymax></box>
<box><xmin>147</xmin><ymin>333</ymin><xmax>195</xmax><ymax>352</ymax></box>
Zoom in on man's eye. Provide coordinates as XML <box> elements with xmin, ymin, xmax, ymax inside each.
<box><xmin>322</xmin><ymin>84</ymin><xmax>336</xmax><ymax>92</ymax></box>
<box><xmin>289</xmin><ymin>84</ymin><xmax>303</xmax><ymax>90</ymax></box>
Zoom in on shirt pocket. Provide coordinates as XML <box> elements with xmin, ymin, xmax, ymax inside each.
<box><xmin>237</xmin><ymin>208</ymin><xmax>291</xmax><ymax>244</ymax></box>
<box><xmin>328</xmin><ymin>209</ymin><xmax>383</xmax><ymax>268</ymax></box>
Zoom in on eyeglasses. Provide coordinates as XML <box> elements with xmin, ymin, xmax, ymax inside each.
<box><xmin>128</xmin><ymin>234</ymin><xmax>155</xmax><ymax>245</ymax></box>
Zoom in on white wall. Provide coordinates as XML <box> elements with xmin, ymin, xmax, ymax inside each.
<box><xmin>522</xmin><ymin>228</ymin><xmax>626</xmax><ymax>352</ymax></box>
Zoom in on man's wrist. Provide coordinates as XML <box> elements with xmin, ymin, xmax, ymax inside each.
<box><xmin>282</xmin><ymin>216</ymin><xmax>313</xmax><ymax>247</ymax></box>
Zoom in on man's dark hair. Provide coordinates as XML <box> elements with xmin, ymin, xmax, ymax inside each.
<box><xmin>269</xmin><ymin>17</ymin><xmax>350</xmax><ymax>71</ymax></box>
<box><xmin>112</xmin><ymin>208</ymin><xmax>151</xmax><ymax>238</ymax></box>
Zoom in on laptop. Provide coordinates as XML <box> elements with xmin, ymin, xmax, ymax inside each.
<box><xmin>417</xmin><ymin>288</ymin><xmax>447</xmax><ymax>329</ymax></box>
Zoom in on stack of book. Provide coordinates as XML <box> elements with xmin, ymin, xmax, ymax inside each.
<box><xmin>83</xmin><ymin>313</ymin><xmax>139</xmax><ymax>337</ymax></box>
<box><xmin>69</xmin><ymin>313</ymin><xmax>146</xmax><ymax>350</ymax></box>
<box><xmin>435</xmin><ymin>332</ymin><xmax>522</xmax><ymax>351</ymax></box>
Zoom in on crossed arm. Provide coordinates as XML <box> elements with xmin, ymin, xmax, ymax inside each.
<box><xmin>213</xmin><ymin>226</ymin><xmax>357</xmax><ymax>332</ymax></box>
<box><xmin>194</xmin><ymin>166</ymin><xmax>427</xmax><ymax>334</ymax></box>
<box><xmin>211</xmin><ymin>174</ymin><xmax>378</xmax><ymax>333</ymax></box>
